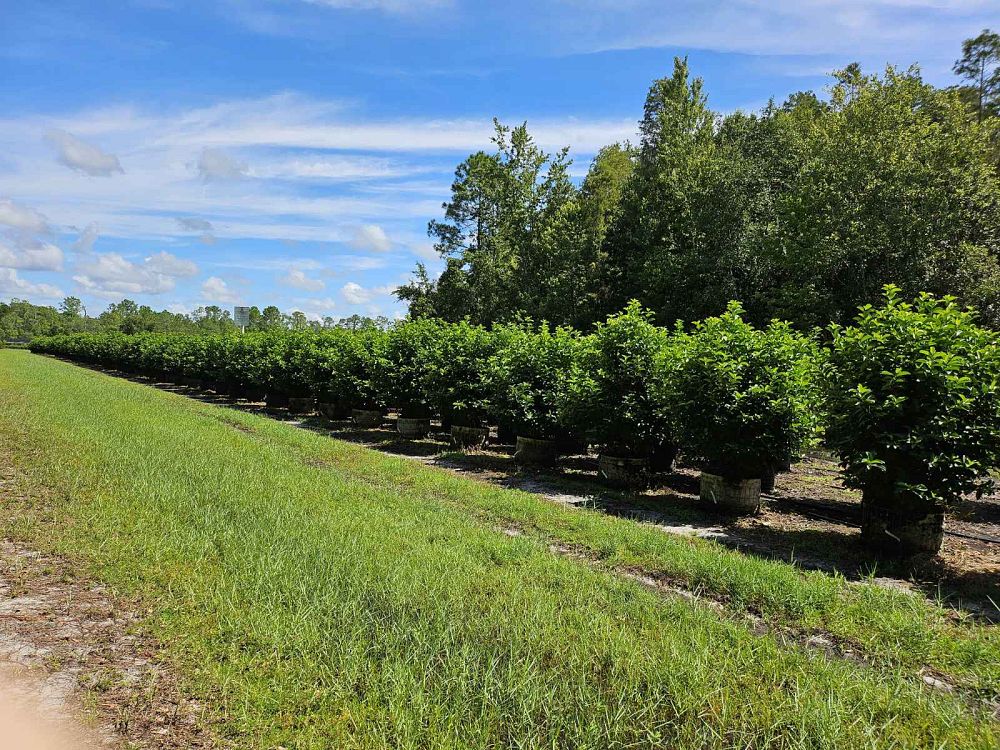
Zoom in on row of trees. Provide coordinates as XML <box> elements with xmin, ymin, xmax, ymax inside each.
<box><xmin>398</xmin><ymin>33</ymin><xmax>1000</xmax><ymax>331</ymax></box>
<box><xmin>31</xmin><ymin>288</ymin><xmax>1000</xmax><ymax>557</ymax></box>
<box><xmin>0</xmin><ymin>297</ymin><xmax>388</xmax><ymax>341</ymax></box>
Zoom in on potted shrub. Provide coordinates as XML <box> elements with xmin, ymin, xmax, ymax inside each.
<box><xmin>659</xmin><ymin>303</ymin><xmax>823</xmax><ymax>514</ymax></box>
<box><xmin>418</xmin><ymin>321</ymin><xmax>497</xmax><ymax>448</ymax></box>
<box><xmin>489</xmin><ymin>322</ymin><xmax>582</xmax><ymax>467</ymax></box>
<box><xmin>331</xmin><ymin>328</ymin><xmax>386</xmax><ymax>425</ymax></box>
<box><xmin>283</xmin><ymin>333</ymin><xmax>320</xmax><ymax>415</ymax></box>
<box><xmin>562</xmin><ymin>302</ymin><xmax>673</xmax><ymax>489</ymax></box>
<box><xmin>379</xmin><ymin>320</ymin><xmax>442</xmax><ymax>437</ymax></box>
<box><xmin>229</xmin><ymin>333</ymin><xmax>271</xmax><ymax>402</ymax></box>
<box><xmin>824</xmin><ymin>286</ymin><xmax>1000</xmax><ymax>556</ymax></box>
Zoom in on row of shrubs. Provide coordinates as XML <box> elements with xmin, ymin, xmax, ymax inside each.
<box><xmin>30</xmin><ymin>287</ymin><xmax>1000</xmax><ymax>556</ymax></box>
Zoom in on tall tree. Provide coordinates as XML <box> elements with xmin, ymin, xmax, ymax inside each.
<box><xmin>398</xmin><ymin>120</ymin><xmax>578</xmax><ymax>325</ymax></box>
<box><xmin>771</xmin><ymin>65</ymin><xmax>1000</xmax><ymax>327</ymax></box>
<box><xmin>603</xmin><ymin>57</ymin><xmax>765</xmax><ymax>324</ymax></box>
<box><xmin>953</xmin><ymin>29</ymin><xmax>1000</xmax><ymax>122</ymax></box>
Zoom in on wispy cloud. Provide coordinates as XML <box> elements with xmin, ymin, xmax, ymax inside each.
<box><xmin>350</xmin><ymin>224</ymin><xmax>392</xmax><ymax>253</ymax></box>
<box><xmin>0</xmin><ymin>198</ymin><xmax>49</xmax><ymax>233</ymax></box>
<box><xmin>0</xmin><ymin>94</ymin><xmax>629</xmax><ymax>247</ymax></box>
<box><xmin>281</xmin><ymin>267</ymin><xmax>325</xmax><ymax>291</ymax></box>
<box><xmin>73</xmin><ymin>250</ymin><xmax>197</xmax><ymax>298</ymax></box>
<box><xmin>0</xmin><ymin>268</ymin><xmax>62</xmax><ymax>299</ymax></box>
<box><xmin>45</xmin><ymin>129</ymin><xmax>123</xmax><ymax>176</ymax></box>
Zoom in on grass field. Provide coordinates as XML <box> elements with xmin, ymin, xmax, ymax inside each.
<box><xmin>2</xmin><ymin>349</ymin><xmax>999</xmax><ymax>749</ymax></box>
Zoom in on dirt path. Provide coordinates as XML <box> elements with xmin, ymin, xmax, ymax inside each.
<box><xmin>0</xmin><ymin>538</ymin><xmax>216</xmax><ymax>749</ymax></box>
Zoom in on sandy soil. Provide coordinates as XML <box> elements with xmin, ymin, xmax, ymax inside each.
<box><xmin>0</xmin><ymin>536</ymin><xmax>216</xmax><ymax>749</ymax></box>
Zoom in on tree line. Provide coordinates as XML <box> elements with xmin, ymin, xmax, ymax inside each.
<box><xmin>0</xmin><ymin>297</ymin><xmax>389</xmax><ymax>341</ymax></box>
<box><xmin>397</xmin><ymin>31</ymin><xmax>1000</xmax><ymax>330</ymax></box>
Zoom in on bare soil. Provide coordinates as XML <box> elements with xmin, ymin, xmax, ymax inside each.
<box><xmin>0</xmin><ymin>462</ymin><xmax>218</xmax><ymax>749</ymax></box>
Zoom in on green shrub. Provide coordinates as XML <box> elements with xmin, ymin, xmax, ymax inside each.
<box><xmin>825</xmin><ymin>286</ymin><xmax>1000</xmax><ymax>510</ymax></box>
<box><xmin>660</xmin><ymin>302</ymin><xmax>823</xmax><ymax>479</ymax></box>
<box><xmin>488</xmin><ymin>322</ymin><xmax>582</xmax><ymax>440</ymax></box>
<box><xmin>562</xmin><ymin>302</ymin><xmax>669</xmax><ymax>456</ymax></box>
<box><xmin>313</xmin><ymin>328</ymin><xmax>387</xmax><ymax>411</ymax></box>
<box><xmin>378</xmin><ymin>319</ymin><xmax>445</xmax><ymax>417</ymax></box>
<box><xmin>418</xmin><ymin>320</ymin><xmax>497</xmax><ymax>426</ymax></box>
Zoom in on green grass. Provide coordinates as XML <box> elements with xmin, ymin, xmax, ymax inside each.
<box><xmin>1</xmin><ymin>350</ymin><xmax>998</xmax><ymax>749</ymax></box>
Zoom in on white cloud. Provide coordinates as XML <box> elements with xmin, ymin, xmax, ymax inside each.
<box><xmin>145</xmin><ymin>251</ymin><xmax>198</xmax><ymax>277</ymax></box>
<box><xmin>201</xmin><ymin>275</ymin><xmax>240</xmax><ymax>303</ymax></box>
<box><xmin>0</xmin><ymin>198</ymin><xmax>49</xmax><ymax>233</ymax></box>
<box><xmin>197</xmin><ymin>147</ymin><xmax>250</xmax><ymax>181</ymax></box>
<box><xmin>0</xmin><ymin>268</ymin><xmax>63</xmax><ymax>299</ymax></box>
<box><xmin>74</xmin><ymin>222</ymin><xmax>99</xmax><ymax>252</ymax></box>
<box><xmin>341</xmin><ymin>280</ymin><xmax>396</xmax><ymax>305</ymax></box>
<box><xmin>73</xmin><ymin>251</ymin><xmax>188</xmax><ymax>297</ymax></box>
<box><xmin>0</xmin><ymin>238</ymin><xmax>64</xmax><ymax>271</ymax></box>
<box><xmin>281</xmin><ymin>267</ymin><xmax>325</xmax><ymax>291</ymax></box>
<box><xmin>45</xmin><ymin>129</ymin><xmax>123</xmax><ymax>176</ymax></box>
<box><xmin>341</xmin><ymin>281</ymin><xmax>370</xmax><ymax>304</ymax></box>
<box><xmin>0</xmin><ymin>95</ymin><xmax>633</xmax><ymax>247</ymax></box>
<box><xmin>175</xmin><ymin>216</ymin><xmax>214</xmax><ymax>231</ymax></box>
<box><xmin>350</xmin><ymin>224</ymin><xmax>391</xmax><ymax>253</ymax></box>
<box><xmin>258</xmin><ymin>154</ymin><xmax>422</xmax><ymax>181</ymax></box>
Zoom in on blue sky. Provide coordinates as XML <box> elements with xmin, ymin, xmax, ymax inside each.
<box><xmin>1</xmin><ymin>0</ymin><xmax>996</xmax><ymax>320</ymax></box>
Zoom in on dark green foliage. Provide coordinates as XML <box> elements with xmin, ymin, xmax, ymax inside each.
<box><xmin>488</xmin><ymin>322</ymin><xmax>584</xmax><ymax>440</ymax></box>
<box><xmin>824</xmin><ymin>286</ymin><xmax>1000</xmax><ymax>508</ymax></box>
<box><xmin>415</xmin><ymin>320</ymin><xmax>497</xmax><ymax>425</ymax></box>
<box><xmin>399</xmin><ymin>56</ymin><xmax>1000</xmax><ymax>332</ymax></box>
<box><xmin>378</xmin><ymin>319</ymin><xmax>447</xmax><ymax>417</ymax></box>
<box><xmin>953</xmin><ymin>28</ymin><xmax>1000</xmax><ymax>122</ymax></box>
<box><xmin>659</xmin><ymin>303</ymin><xmax>824</xmax><ymax>479</ymax></box>
<box><xmin>561</xmin><ymin>302</ymin><xmax>669</xmax><ymax>455</ymax></box>
<box><xmin>311</xmin><ymin>328</ymin><xmax>387</xmax><ymax>410</ymax></box>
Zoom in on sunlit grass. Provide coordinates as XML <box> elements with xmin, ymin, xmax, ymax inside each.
<box><xmin>1</xmin><ymin>350</ymin><xmax>997</xmax><ymax>749</ymax></box>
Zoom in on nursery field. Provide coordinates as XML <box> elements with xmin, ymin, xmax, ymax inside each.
<box><xmin>2</xmin><ymin>350</ymin><xmax>1000</xmax><ymax>748</ymax></box>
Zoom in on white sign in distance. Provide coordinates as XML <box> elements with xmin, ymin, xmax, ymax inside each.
<box><xmin>233</xmin><ymin>306</ymin><xmax>251</xmax><ymax>327</ymax></box>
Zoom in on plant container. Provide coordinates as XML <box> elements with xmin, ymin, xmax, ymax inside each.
<box><xmin>397</xmin><ymin>417</ymin><xmax>431</xmax><ymax>439</ymax></box>
<box><xmin>451</xmin><ymin>424</ymin><xmax>489</xmax><ymax>449</ymax></box>
<box><xmin>860</xmin><ymin>489</ymin><xmax>944</xmax><ymax>556</ymax></box>
<box><xmin>265</xmin><ymin>391</ymin><xmax>290</xmax><ymax>409</ymax></box>
<box><xmin>238</xmin><ymin>385</ymin><xmax>266</xmax><ymax>402</ymax></box>
<box><xmin>317</xmin><ymin>402</ymin><xmax>349</xmax><ymax>420</ymax></box>
<box><xmin>650</xmin><ymin>442</ymin><xmax>679</xmax><ymax>474</ymax></box>
<box><xmin>700</xmin><ymin>473</ymin><xmax>761</xmax><ymax>514</ymax></box>
<box><xmin>288</xmin><ymin>397</ymin><xmax>315</xmax><ymax>415</ymax></box>
<box><xmin>514</xmin><ymin>436</ymin><xmax>560</xmax><ymax>467</ymax></box>
<box><xmin>598</xmin><ymin>454</ymin><xmax>650</xmax><ymax>490</ymax></box>
<box><xmin>352</xmin><ymin>409</ymin><xmax>383</xmax><ymax>428</ymax></box>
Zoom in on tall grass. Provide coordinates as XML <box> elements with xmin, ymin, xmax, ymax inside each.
<box><xmin>1</xmin><ymin>351</ymin><xmax>996</xmax><ymax>749</ymax></box>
